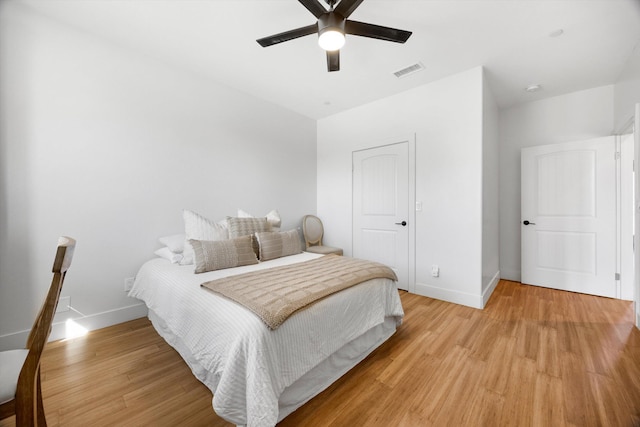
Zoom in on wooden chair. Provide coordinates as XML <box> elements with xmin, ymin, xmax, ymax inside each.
<box><xmin>302</xmin><ymin>215</ymin><xmax>343</xmax><ymax>256</ymax></box>
<box><xmin>0</xmin><ymin>236</ymin><xmax>76</xmax><ymax>426</ymax></box>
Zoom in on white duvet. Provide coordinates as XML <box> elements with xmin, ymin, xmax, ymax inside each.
<box><xmin>129</xmin><ymin>252</ymin><xmax>404</xmax><ymax>426</ymax></box>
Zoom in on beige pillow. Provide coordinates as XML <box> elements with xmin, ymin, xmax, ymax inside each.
<box><xmin>227</xmin><ymin>216</ymin><xmax>272</xmax><ymax>237</ymax></box>
<box><xmin>237</xmin><ymin>208</ymin><xmax>282</xmax><ymax>229</ymax></box>
<box><xmin>189</xmin><ymin>236</ymin><xmax>258</xmax><ymax>273</ymax></box>
<box><xmin>255</xmin><ymin>229</ymin><xmax>302</xmax><ymax>261</ymax></box>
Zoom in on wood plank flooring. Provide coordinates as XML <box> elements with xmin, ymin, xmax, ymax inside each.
<box><xmin>2</xmin><ymin>280</ymin><xmax>640</xmax><ymax>426</ymax></box>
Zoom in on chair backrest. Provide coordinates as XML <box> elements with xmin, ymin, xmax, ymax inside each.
<box><xmin>18</xmin><ymin>236</ymin><xmax>75</xmax><ymax>421</ymax></box>
<box><xmin>302</xmin><ymin>215</ymin><xmax>324</xmax><ymax>248</ymax></box>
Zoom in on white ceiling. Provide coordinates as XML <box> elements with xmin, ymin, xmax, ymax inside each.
<box><xmin>19</xmin><ymin>0</ymin><xmax>640</xmax><ymax>119</ymax></box>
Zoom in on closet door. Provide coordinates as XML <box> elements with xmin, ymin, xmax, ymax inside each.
<box><xmin>353</xmin><ymin>142</ymin><xmax>409</xmax><ymax>290</ymax></box>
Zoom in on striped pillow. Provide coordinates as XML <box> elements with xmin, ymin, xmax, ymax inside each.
<box><xmin>227</xmin><ymin>216</ymin><xmax>272</xmax><ymax>238</ymax></box>
<box><xmin>255</xmin><ymin>229</ymin><xmax>302</xmax><ymax>261</ymax></box>
<box><xmin>189</xmin><ymin>236</ymin><xmax>258</xmax><ymax>273</ymax></box>
<box><xmin>237</xmin><ymin>208</ymin><xmax>282</xmax><ymax>230</ymax></box>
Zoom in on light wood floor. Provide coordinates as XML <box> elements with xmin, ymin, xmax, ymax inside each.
<box><xmin>2</xmin><ymin>280</ymin><xmax>640</xmax><ymax>426</ymax></box>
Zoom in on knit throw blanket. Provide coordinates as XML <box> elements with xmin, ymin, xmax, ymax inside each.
<box><xmin>201</xmin><ymin>255</ymin><xmax>398</xmax><ymax>330</ymax></box>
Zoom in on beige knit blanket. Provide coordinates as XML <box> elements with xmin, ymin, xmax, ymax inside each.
<box><xmin>201</xmin><ymin>255</ymin><xmax>398</xmax><ymax>330</ymax></box>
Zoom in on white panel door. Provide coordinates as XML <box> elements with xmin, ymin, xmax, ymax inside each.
<box><xmin>521</xmin><ymin>136</ymin><xmax>616</xmax><ymax>297</ymax></box>
<box><xmin>353</xmin><ymin>142</ymin><xmax>409</xmax><ymax>290</ymax></box>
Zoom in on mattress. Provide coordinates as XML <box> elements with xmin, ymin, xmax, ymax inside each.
<box><xmin>129</xmin><ymin>252</ymin><xmax>404</xmax><ymax>426</ymax></box>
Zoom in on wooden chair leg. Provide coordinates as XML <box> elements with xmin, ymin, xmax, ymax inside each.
<box><xmin>15</xmin><ymin>386</ymin><xmax>35</xmax><ymax>426</ymax></box>
<box><xmin>36</xmin><ymin>370</ymin><xmax>47</xmax><ymax>426</ymax></box>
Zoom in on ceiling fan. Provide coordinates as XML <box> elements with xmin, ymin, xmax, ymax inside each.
<box><xmin>257</xmin><ymin>0</ymin><xmax>412</xmax><ymax>72</ymax></box>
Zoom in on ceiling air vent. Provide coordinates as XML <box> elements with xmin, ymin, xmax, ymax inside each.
<box><xmin>394</xmin><ymin>62</ymin><xmax>425</xmax><ymax>78</ymax></box>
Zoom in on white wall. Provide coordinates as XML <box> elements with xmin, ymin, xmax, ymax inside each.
<box><xmin>614</xmin><ymin>41</ymin><xmax>640</xmax><ymax>132</ymax></box>
<box><xmin>482</xmin><ymin>73</ymin><xmax>500</xmax><ymax>302</ymax></box>
<box><xmin>318</xmin><ymin>67</ymin><xmax>488</xmax><ymax>308</ymax></box>
<box><xmin>498</xmin><ymin>85</ymin><xmax>614</xmax><ymax>281</ymax></box>
<box><xmin>0</xmin><ymin>3</ymin><xmax>317</xmax><ymax>347</ymax></box>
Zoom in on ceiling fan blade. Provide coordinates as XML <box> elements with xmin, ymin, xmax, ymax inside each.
<box><xmin>334</xmin><ymin>0</ymin><xmax>365</xmax><ymax>19</ymax></box>
<box><xmin>327</xmin><ymin>50</ymin><xmax>340</xmax><ymax>72</ymax></box>
<box><xmin>298</xmin><ymin>0</ymin><xmax>327</xmax><ymax>18</ymax></box>
<box><xmin>345</xmin><ymin>20</ymin><xmax>412</xmax><ymax>43</ymax></box>
<box><xmin>257</xmin><ymin>24</ymin><xmax>318</xmax><ymax>47</ymax></box>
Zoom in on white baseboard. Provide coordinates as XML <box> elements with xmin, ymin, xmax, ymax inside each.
<box><xmin>482</xmin><ymin>271</ymin><xmax>501</xmax><ymax>307</ymax></box>
<box><xmin>414</xmin><ymin>282</ymin><xmax>484</xmax><ymax>309</ymax></box>
<box><xmin>0</xmin><ymin>303</ymin><xmax>148</xmax><ymax>351</ymax></box>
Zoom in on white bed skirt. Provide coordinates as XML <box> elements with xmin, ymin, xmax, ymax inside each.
<box><xmin>148</xmin><ymin>309</ymin><xmax>397</xmax><ymax>424</ymax></box>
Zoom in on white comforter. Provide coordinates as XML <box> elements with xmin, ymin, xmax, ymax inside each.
<box><xmin>129</xmin><ymin>252</ymin><xmax>404</xmax><ymax>426</ymax></box>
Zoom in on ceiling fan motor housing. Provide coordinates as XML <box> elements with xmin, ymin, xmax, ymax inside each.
<box><xmin>318</xmin><ymin>11</ymin><xmax>346</xmax><ymax>35</ymax></box>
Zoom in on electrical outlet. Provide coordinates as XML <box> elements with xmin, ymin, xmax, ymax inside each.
<box><xmin>431</xmin><ymin>265</ymin><xmax>439</xmax><ymax>277</ymax></box>
<box><xmin>56</xmin><ymin>296</ymin><xmax>70</xmax><ymax>313</ymax></box>
<box><xmin>124</xmin><ymin>277</ymin><xmax>135</xmax><ymax>292</ymax></box>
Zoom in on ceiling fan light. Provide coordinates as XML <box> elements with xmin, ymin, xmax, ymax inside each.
<box><xmin>318</xmin><ymin>29</ymin><xmax>345</xmax><ymax>51</ymax></box>
<box><xmin>318</xmin><ymin>12</ymin><xmax>346</xmax><ymax>51</ymax></box>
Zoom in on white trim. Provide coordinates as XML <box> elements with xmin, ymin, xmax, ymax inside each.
<box><xmin>482</xmin><ymin>270</ymin><xmax>501</xmax><ymax>307</ymax></box>
<box><xmin>618</xmin><ymin>133</ymin><xmax>635</xmax><ymax>301</ymax></box>
<box><xmin>635</xmin><ymin>103</ymin><xmax>640</xmax><ymax>328</ymax></box>
<box><xmin>408</xmin><ymin>134</ymin><xmax>417</xmax><ymax>294</ymax></box>
<box><xmin>616</xmin><ymin>134</ymin><xmax>622</xmax><ymax>299</ymax></box>
<box><xmin>0</xmin><ymin>303</ymin><xmax>148</xmax><ymax>351</ymax></box>
<box><xmin>414</xmin><ymin>281</ymin><xmax>484</xmax><ymax>309</ymax></box>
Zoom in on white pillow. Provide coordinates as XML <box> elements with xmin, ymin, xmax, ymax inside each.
<box><xmin>181</xmin><ymin>210</ymin><xmax>229</xmax><ymax>265</ymax></box>
<box><xmin>154</xmin><ymin>247</ymin><xmax>183</xmax><ymax>264</ymax></box>
<box><xmin>237</xmin><ymin>208</ymin><xmax>282</xmax><ymax>229</ymax></box>
<box><xmin>158</xmin><ymin>233</ymin><xmax>185</xmax><ymax>253</ymax></box>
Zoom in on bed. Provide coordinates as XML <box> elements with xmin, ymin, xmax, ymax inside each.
<box><xmin>130</xmin><ymin>250</ymin><xmax>404</xmax><ymax>427</ymax></box>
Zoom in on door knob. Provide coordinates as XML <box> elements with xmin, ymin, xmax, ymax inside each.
<box><xmin>395</xmin><ymin>221</ymin><xmax>407</xmax><ymax>226</ymax></box>
<box><xmin>523</xmin><ymin>220</ymin><xmax>536</xmax><ymax>225</ymax></box>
